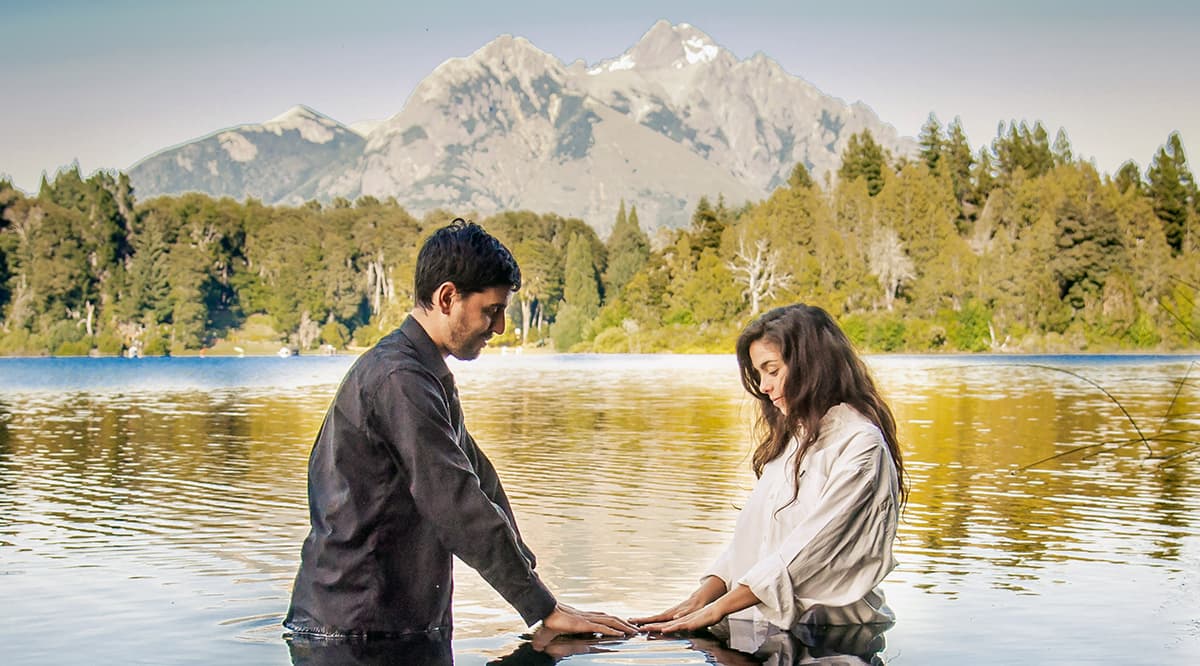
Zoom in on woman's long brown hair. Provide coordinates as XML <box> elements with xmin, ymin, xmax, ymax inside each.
<box><xmin>735</xmin><ymin>304</ymin><xmax>908</xmax><ymax>507</ymax></box>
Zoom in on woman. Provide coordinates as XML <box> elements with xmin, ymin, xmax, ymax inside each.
<box><xmin>637</xmin><ymin>304</ymin><xmax>907</xmax><ymax>633</ymax></box>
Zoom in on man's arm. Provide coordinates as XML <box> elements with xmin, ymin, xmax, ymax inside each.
<box><xmin>371</xmin><ymin>368</ymin><xmax>556</xmax><ymax>625</ymax></box>
<box><xmin>463</xmin><ymin>430</ymin><xmax>537</xmax><ymax>568</ymax></box>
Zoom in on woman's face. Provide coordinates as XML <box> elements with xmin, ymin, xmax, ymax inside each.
<box><xmin>749</xmin><ymin>338</ymin><xmax>789</xmax><ymax>416</ymax></box>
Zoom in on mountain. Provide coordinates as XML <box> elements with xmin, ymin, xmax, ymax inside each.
<box><xmin>128</xmin><ymin>105</ymin><xmax>364</xmax><ymax>202</ymax></box>
<box><xmin>571</xmin><ymin>21</ymin><xmax>912</xmax><ymax>193</ymax></box>
<box><xmin>314</xmin><ymin>33</ymin><xmax>762</xmax><ymax>232</ymax></box>
<box><xmin>127</xmin><ymin>22</ymin><xmax>914</xmax><ymax>233</ymax></box>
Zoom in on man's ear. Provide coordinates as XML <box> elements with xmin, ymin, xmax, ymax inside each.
<box><xmin>433</xmin><ymin>281</ymin><xmax>458</xmax><ymax>315</ymax></box>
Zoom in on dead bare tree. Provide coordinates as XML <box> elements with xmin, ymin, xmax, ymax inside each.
<box><xmin>867</xmin><ymin>226</ymin><xmax>915</xmax><ymax>311</ymax></box>
<box><xmin>729</xmin><ymin>235</ymin><xmax>792</xmax><ymax>316</ymax></box>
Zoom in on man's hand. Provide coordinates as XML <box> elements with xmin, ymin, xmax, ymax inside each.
<box><xmin>540</xmin><ymin>603</ymin><xmax>638</xmax><ymax>637</ymax></box>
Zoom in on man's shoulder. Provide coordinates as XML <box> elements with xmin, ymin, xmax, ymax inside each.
<box><xmin>352</xmin><ymin>331</ymin><xmax>442</xmax><ymax>390</ymax></box>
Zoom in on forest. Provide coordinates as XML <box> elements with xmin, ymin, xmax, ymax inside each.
<box><xmin>0</xmin><ymin>116</ymin><xmax>1196</xmax><ymax>356</ymax></box>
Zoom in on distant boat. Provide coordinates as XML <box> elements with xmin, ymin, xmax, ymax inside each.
<box><xmin>278</xmin><ymin>346</ymin><xmax>297</xmax><ymax>358</ymax></box>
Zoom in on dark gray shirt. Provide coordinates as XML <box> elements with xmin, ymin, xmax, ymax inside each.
<box><xmin>285</xmin><ymin>316</ymin><xmax>556</xmax><ymax>637</ymax></box>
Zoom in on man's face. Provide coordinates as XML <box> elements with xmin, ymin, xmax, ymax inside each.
<box><xmin>446</xmin><ymin>285</ymin><xmax>512</xmax><ymax>360</ymax></box>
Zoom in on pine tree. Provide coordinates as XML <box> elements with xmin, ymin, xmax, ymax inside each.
<box><xmin>971</xmin><ymin>146</ymin><xmax>996</xmax><ymax>202</ymax></box>
<box><xmin>993</xmin><ymin>121</ymin><xmax>1054</xmax><ymax>182</ymax></box>
<box><xmin>918</xmin><ymin>113</ymin><xmax>944</xmax><ymax>174</ymax></box>
<box><xmin>1052</xmin><ymin>128</ymin><xmax>1073</xmax><ymax>167</ymax></box>
<box><xmin>690</xmin><ymin>196</ymin><xmax>724</xmax><ymax>252</ymax></box>
<box><xmin>839</xmin><ymin>130</ymin><xmax>888</xmax><ymax>196</ymax></box>
<box><xmin>1147</xmin><ymin>132</ymin><xmax>1195</xmax><ymax>253</ymax></box>
<box><xmin>1050</xmin><ymin>170</ymin><xmax>1127</xmax><ymax>311</ymax></box>
<box><xmin>552</xmin><ymin>232</ymin><xmax>601</xmax><ymax>350</ymax></box>
<box><xmin>604</xmin><ymin>200</ymin><xmax>650</xmax><ymax>297</ymax></box>
<box><xmin>1115</xmin><ymin>161</ymin><xmax>1144</xmax><ymax>195</ymax></box>
<box><xmin>788</xmin><ymin>161</ymin><xmax>815</xmax><ymax>189</ymax></box>
<box><xmin>945</xmin><ymin>119</ymin><xmax>975</xmax><ymax>199</ymax></box>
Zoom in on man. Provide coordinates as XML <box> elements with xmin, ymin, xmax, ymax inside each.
<box><xmin>284</xmin><ymin>219</ymin><xmax>634</xmax><ymax>641</ymax></box>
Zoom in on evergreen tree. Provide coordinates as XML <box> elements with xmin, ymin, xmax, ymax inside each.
<box><xmin>1115</xmin><ymin>161</ymin><xmax>1144</xmax><ymax>195</ymax></box>
<box><xmin>1052</xmin><ymin>128</ymin><xmax>1073</xmax><ymax>166</ymax></box>
<box><xmin>918</xmin><ymin>113</ymin><xmax>945</xmax><ymax>174</ymax></box>
<box><xmin>1147</xmin><ymin>132</ymin><xmax>1195</xmax><ymax>253</ymax></box>
<box><xmin>1050</xmin><ymin>171</ymin><xmax>1127</xmax><ymax>311</ymax></box>
<box><xmin>945</xmin><ymin>118</ymin><xmax>975</xmax><ymax>211</ymax></box>
<box><xmin>0</xmin><ymin>180</ymin><xmax>16</xmax><ymax>315</ymax></box>
<box><xmin>551</xmin><ymin>232</ymin><xmax>601</xmax><ymax>350</ymax></box>
<box><xmin>121</xmin><ymin>220</ymin><xmax>173</xmax><ymax>327</ymax></box>
<box><xmin>788</xmin><ymin>161</ymin><xmax>815</xmax><ymax>189</ymax></box>
<box><xmin>562</xmin><ymin>233</ymin><xmax>601</xmax><ymax>313</ymax></box>
<box><xmin>690</xmin><ymin>196</ymin><xmax>724</xmax><ymax>252</ymax></box>
<box><xmin>993</xmin><ymin>121</ymin><xmax>1054</xmax><ymax>182</ymax></box>
<box><xmin>603</xmin><ymin>200</ymin><xmax>650</xmax><ymax>298</ymax></box>
<box><xmin>838</xmin><ymin>130</ymin><xmax>888</xmax><ymax>196</ymax></box>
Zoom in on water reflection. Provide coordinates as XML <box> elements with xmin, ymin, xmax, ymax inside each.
<box><xmin>287</xmin><ymin>632</ymin><xmax>454</xmax><ymax>666</ymax></box>
<box><xmin>0</xmin><ymin>355</ymin><xmax>1198</xmax><ymax>664</ymax></box>
<box><xmin>287</xmin><ymin>621</ymin><xmax>891</xmax><ymax>666</ymax></box>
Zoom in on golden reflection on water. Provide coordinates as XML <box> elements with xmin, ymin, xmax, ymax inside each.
<box><xmin>0</xmin><ymin>355</ymin><xmax>1198</xmax><ymax>663</ymax></box>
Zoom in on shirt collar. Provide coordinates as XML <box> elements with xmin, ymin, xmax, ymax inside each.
<box><xmin>400</xmin><ymin>315</ymin><xmax>454</xmax><ymax>387</ymax></box>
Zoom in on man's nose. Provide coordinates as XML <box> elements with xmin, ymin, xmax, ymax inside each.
<box><xmin>491</xmin><ymin>315</ymin><xmax>506</xmax><ymax>335</ymax></box>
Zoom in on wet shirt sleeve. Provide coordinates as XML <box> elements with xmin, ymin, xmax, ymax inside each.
<box><xmin>369</xmin><ymin>367</ymin><xmax>557</xmax><ymax>625</ymax></box>
<box><xmin>737</xmin><ymin>432</ymin><xmax>897</xmax><ymax>627</ymax></box>
<box><xmin>463</xmin><ymin>429</ymin><xmax>538</xmax><ymax>569</ymax></box>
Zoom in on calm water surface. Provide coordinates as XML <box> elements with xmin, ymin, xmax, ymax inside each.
<box><xmin>1</xmin><ymin>353</ymin><xmax>1198</xmax><ymax>664</ymax></box>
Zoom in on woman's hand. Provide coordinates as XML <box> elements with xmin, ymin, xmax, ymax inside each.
<box><xmin>639</xmin><ymin>583</ymin><xmax>762</xmax><ymax>635</ymax></box>
<box><xmin>629</xmin><ymin>596</ymin><xmax>707</xmax><ymax>625</ymax></box>
<box><xmin>631</xmin><ymin>576</ymin><xmax>728</xmax><ymax>626</ymax></box>
<box><xmin>638</xmin><ymin>602</ymin><xmax>725</xmax><ymax>633</ymax></box>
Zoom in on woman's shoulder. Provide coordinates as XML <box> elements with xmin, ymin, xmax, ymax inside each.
<box><xmin>819</xmin><ymin>403</ymin><xmax>886</xmax><ymax>451</ymax></box>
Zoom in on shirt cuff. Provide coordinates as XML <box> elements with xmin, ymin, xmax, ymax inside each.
<box><xmin>738</xmin><ymin>553</ymin><xmax>798</xmax><ymax>628</ymax></box>
<box><xmin>510</xmin><ymin>575</ymin><xmax>558</xmax><ymax>626</ymax></box>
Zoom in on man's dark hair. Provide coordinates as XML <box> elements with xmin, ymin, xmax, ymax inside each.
<box><xmin>414</xmin><ymin>218</ymin><xmax>521</xmax><ymax>309</ymax></box>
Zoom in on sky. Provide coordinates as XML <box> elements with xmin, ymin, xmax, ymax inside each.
<box><xmin>2</xmin><ymin>0</ymin><xmax>1198</xmax><ymax>193</ymax></box>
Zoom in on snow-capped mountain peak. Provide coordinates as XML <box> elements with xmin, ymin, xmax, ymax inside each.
<box><xmin>128</xmin><ymin>20</ymin><xmax>914</xmax><ymax>232</ymax></box>
<box><xmin>262</xmin><ymin>104</ymin><xmax>342</xmax><ymax>144</ymax></box>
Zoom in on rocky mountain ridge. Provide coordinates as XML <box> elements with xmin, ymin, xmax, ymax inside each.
<box><xmin>129</xmin><ymin>21</ymin><xmax>914</xmax><ymax>232</ymax></box>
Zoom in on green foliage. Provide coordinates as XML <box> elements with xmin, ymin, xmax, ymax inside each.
<box><xmin>321</xmin><ymin>320</ymin><xmax>350</xmax><ymax>348</ymax></box>
<box><xmin>95</xmin><ymin>332</ymin><xmax>124</xmax><ymax>356</ymax></box>
<box><xmin>551</xmin><ymin>233</ymin><xmax>602</xmax><ymax>350</ymax></box>
<box><xmin>1147</xmin><ymin>132</ymin><xmax>1195</xmax><ymax>254</ymax></box>
<box><xmin>839</xmin><ymin>130</ymin><xmax>888</xmax><ymax>196</ymax></box>
<box><xmin>787</xmin><ymin>162</ymin><xmax>815</xmax><ymax>190</ymax></box>
<box><xmin>1115</xmin><ymin>161</ymin><xmax>1144</xmax><ymax>195</ymax></box>
<box><xmin>143</xmin><ymin>334</ymin><xmax>171</xmax><ymax>357</ymax></box>
<box><xmin>689</xmin><ymin>196</ymin><xmax>725</xmax><ymax>252</ymax></box>
<box><xmin>603</xmin><ymin>200</ymin><xmax>649</xmax><ymax>297</ymax></box>
<box><xmin>0</xmin><ymin>123</ymin><xmax>1197</xmax><ymax>356</ymax></box>
<box><xmin>946</xmin><ymin>301</ymin><xmax>993</xmax><ymax>351</ymax></box>
<box><xmin>993</xmin><ymin>120</ymin><xmax>1055</xmax><ymax>183</ymax></box>
<box><xmin>918</xmin><ymin>113</ymin><xmax>944</xmax><ymax>174</ymax></box>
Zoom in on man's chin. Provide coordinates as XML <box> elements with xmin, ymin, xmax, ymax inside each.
<box><xmin>450</xmin><ymin>342</ymin><xmax>487</xmax><ymax>361</ymax></box>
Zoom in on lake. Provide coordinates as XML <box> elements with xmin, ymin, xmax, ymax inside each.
<box><xmin>1</xmin><ymin>353</ymin><xmax>1198</xmax><ymax>664</ymax></box>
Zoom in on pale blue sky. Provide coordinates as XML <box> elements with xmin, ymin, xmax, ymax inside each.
<box><xmin>2</xmin><ymin>0</ymin><xmax>1197</xmax><ymax>193</ymax></box>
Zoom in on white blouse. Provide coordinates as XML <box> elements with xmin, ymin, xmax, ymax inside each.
<box><xmin>706</xmin><ymin>403</ymin><xmax>900</xmax><ymax>628</ymax></box>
